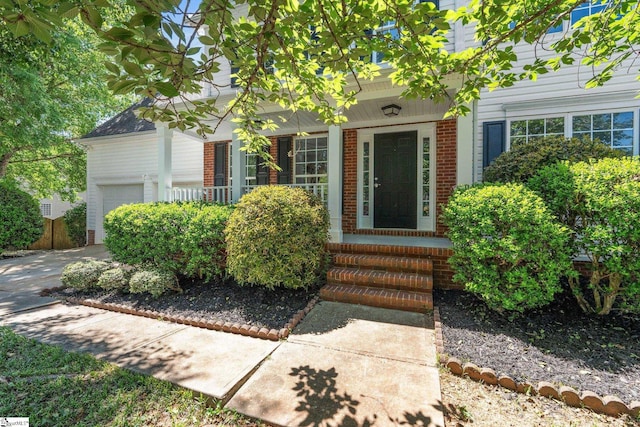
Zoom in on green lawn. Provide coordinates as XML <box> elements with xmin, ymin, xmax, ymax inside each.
<box><xmin>0</xmin><ymin>327</ymin><xmax>260</xmax><ymax>427</ymax></box>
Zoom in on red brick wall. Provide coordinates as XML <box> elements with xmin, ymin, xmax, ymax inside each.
<box><xmin>342</xmin><ymin>129</ymin><xmax>358</xmax><ymax>233</ymax></box>
<box><xmin>204</xmin><ymin>141</ymin><xmax>231</xmax><ymax>187</ymax></box>
<box><xmin>87</xmin><ymin>229</ymin><xmax>95</xmax><ymax>246</ymax></box>
<box><xmin>268</xmin><ymin>136</ymin><xmax>278</xmax><ymax>184</ymax></box>
<box><xmin>435</xmin><ymin>119</ymin><xmax>457</xmax><ymax>237</ymax></box>
<box><xmin>204</xmin><ymin>142</ymin><xmax>214</xmax><ymax>187</ymax></box>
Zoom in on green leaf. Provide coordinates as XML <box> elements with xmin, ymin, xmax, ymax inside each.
<box><xmin>155</xmin><ymin>81</ymin><xmax>180</xmax><ymax>97</ymax></box>
<box><xmin>13</xmin><ymin>20</ymin><xmax>30</xmax><ymax>37</ymax></box>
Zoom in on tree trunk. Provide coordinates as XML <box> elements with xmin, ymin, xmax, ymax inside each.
<box><xmin>599</xmin><ymin>272</ymin><xmax>622</xmax><ymax>316</ymax></box>
<box><xmin>568</xmin><ymin>275</ymin><xmax>593</xmax><ymax>313</ymax></box>
<box><xmin>0</xmin><ymin>151</ymin><xmax>13</xmax><ymax>178</ymax></box>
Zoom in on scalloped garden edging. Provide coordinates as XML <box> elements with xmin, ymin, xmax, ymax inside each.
<box><xmin>61</xmin><ymin>294</ymin><xmax>320</xmax><ymax>342</ymax></box>
<box><xmin>433</xmin><ymin>307</ymin><xmax>640</xmax><ymax>419</ymax></box>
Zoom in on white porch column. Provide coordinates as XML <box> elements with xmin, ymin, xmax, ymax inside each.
<box><xmin>327</xmin><ymin>124</ymin><xmax>343</xmax><ymax>243</ymax></box>
<box><xmin>231</xmin><ymin>127</ymin><xmax>246</xmax><ymax>203</ymax></box>
<box><xmin>157</xmin><ymin>125</ymin><xmax>173</xmax><ymax>201</ymax></box>
<box><xmin>457</xmin><ymin>102</ymin><xmax>475</xmax><ymax>186</ymax></box>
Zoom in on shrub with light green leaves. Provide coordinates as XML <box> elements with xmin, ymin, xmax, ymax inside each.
<box><xmin>97</xmin><ymin>266</ymin><xmax>131</xmax><ymax>291</ymax></box>
<box><xmin>225</xmin><ymin>186</ymin><xmax>329</xmax><ymax>290</ymax></box>
<box><xmin>61</xmin><ymin>260</ymin><xmax>112</xmax><ymax>291</ymax></box>
<box><xmin>443</xmin><ymin>183</ymin><xmax>572</xmax><ymax>313</ymax></box>
<box><xmin>483</xmin><ymin>136</ymin><xmax>622</xmax><ymax>184</ymax></box>
<box><xmin>0</xmin><ymin>181</ymin><xmax>43</xmax><ymax>253</ymax></box>
<box><xmin>129</xmin><ymin>268</ymin><xmax>181</xmax><ymax>298</ymax></box>
<box><xmin>528</xmin><ymin>157</ymin><xmax>640</xmax><ymax>315</ymax></box>
<box><xmin>104</xmin><ymin>202</ymin><xmax>233</xmax><ymax>279</ymax></box>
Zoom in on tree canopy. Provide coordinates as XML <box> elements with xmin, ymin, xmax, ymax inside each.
<box><xmin>1</xmin><ymin>0</ymin><xmax>638</xmax><ymax>159</ymax></box>
<box><xmin>0</xmin><ymin>15</ymin><xmax>133</xmax><ymax>199</ymax></box>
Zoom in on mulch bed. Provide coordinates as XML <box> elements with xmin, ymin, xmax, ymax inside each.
<box><xmin>435</xmin><ymin>289</ymin><xmax>640</xmax><ymax>405</ymax></box>
<box><xmin>50</xmin><ymin>276</ymin><xmax>321</xmax><ymax>332</ymax></box>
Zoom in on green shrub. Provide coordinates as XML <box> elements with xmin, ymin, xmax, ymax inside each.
<box><xmin>104</xmin><ymin>202</ymin><xmax>233</xmax><ymax>279</ymax></box>
<box><xmin>182</xmin><ymin>204</ymin><xmax>234</xmax><ymax>280</ymax></box>
<box><xmin>97</xmin><ymin>267</ymin><xmax>130</xmax><ymax>291</ymax></box>
<box><xmin>483</xmin><ymin>136</ymin><xmax>622</xmax><ymax>184</ymax></box>
<box><xmin>529</xmin><ymin>157</ymin><xmax>640</xmax><ymax>315</ymax></box>
<box><xmin>442</xmin><ymin>183</ymin><xmax>572</xmax><ymax>313</ymax></box>
<box><xmin>64</xmin><ymin>202</ymin><xmax>86</xmax><ymax>247</ymax></box>
<box><xmin>61</xmin><ymin>260</ymin><xmax>112</xmax><ymax>291</ymax></box>
<box><xmin>225</xmin><ymin>186</ymin><xmax>329</xmax><ymax>290</ymax></box>
<box><xmin>129</xmin><ymin>268</ymin><xmax>181</xmax><ymax>297</ymax></box>
<box><xmin>0</xmin><ymin>181</ymin><xmax>43</xmax><ymax>252</ymax></box>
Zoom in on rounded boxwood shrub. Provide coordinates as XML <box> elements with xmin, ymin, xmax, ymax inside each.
<box><xmin>0</xmin><ymin>181</ymin><xmax>43</xmax><ymax>252</ymax></box>
<box><xmin>225</xmin><ymin>186</ymin><xmax>329</xmax><ymax>290</ymax></box>
<box><xmin>529</xmin><ymin>157</ymin><xmax>640</xmax><ymax>315</ymax></box>
<box><xmin>97</xmin><ymin>267</ymin><xmax>131</xmax><ymax>291</ymax></box>
<box><xmin>104</xmin><ymin>202</ymin><xmax>233</xmax><ymax>279</ymax></box>
<box><xmin>442</xmin><ymin>183</ymin><xmax>573</xmax><ymax>313</ymax></box>
<box><xmin>483</xmin><ymin>136</ymin><xmax>622</xmax><ymax>184</ymax></box>
<box><xmin>129</xmin><ymin>268</ymin><xmax>181</xmax><ymax>298</ymax></box>
<box><xmin>61</xmin><ymin>260</ymin><xmax>112</xmax><ymax>291</ymax></box>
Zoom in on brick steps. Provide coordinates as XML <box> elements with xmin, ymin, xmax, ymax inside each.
<box><xmin>327</xmin><ymin>267</ymin><xmax>432</xmax><ymax>292</ymax></box>
<box><xmin>332</xmin><ymin>253</ymin><xmax>433</xmax><ymax>274</ymax></box>
<box><xmin>322</xmin><ymin>246</ymin><xmax>434</xmax><ymax>312</ymax></box>
<box><xmin>320</xmin><ymin>284</ymin><xmax>432</xmax><ymax>313</ymax></box>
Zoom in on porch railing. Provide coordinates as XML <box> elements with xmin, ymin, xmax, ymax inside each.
<box><xmin>241</xmin><ymin>183</ymin><xmax>328</xmax><ymax>202</ymax></box>
<box><xmin>166</xmin><ymin>186</ymin><xmax>231</xmax><ymax>204</ymax></box>
<box><xmin>167</xmin><ymin>183</ymin><xmax>328</xmax><ymax>204</ymax></box>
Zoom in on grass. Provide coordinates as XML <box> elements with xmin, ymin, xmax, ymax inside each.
<box><xmin>0</xmin><ymin>327</ymin><xmax>261</xmax><ymax>427</ymax></box>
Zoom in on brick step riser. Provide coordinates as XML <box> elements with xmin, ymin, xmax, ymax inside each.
<box><xmin>327</xmin><ymin>269</ymin><xmax>433</xmax><ymax>293</ymax></box>
<box><xmin>332</xmin><ymin>255</ymin><xmax>433</xmax><ymax>275</ymax></box>
<box><xmin>320</xmin><ymin>284</ymin><xmax>433</xmax><ymax>313</ymax></box>
<box><xmin>326</xmin><ymin>243</ymin><xmax>438</xmax><ymax>259</ymax></box>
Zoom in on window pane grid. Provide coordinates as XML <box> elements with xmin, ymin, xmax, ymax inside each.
<box><xmin>572</xmin><ymin>111</ymin><xmax>634</xmax><ymax>154</ymax></box>
<box><xmin>294</xmin><ymin>137</ymin><xmax>328</xmax><ymax>185</ymax></box>
<box><xmin>510</xmin><ymin>117</ymin><xmax>565</xmax><ymax>144</ymax></box>
<box><xmin>362</xmin><ymin>141</ymin><xmax>370</xmax><ymax>216</ymax></box>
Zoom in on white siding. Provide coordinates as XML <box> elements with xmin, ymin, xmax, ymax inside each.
<box><xmin>473</xmin><ymin>31</ymin><xmax>640</xmax><ymax>180</ymax></box>
<box><xmin>85</xmin><ymin>130</ymin><xmax>204</xmax><ymax>243</ymax></box>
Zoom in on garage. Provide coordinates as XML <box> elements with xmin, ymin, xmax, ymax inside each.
<box><xmin>96</xmin><ymin>184</ymin><xmax>144</xmax><ymax>243</ymax></box>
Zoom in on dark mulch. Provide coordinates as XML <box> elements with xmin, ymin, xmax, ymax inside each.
<box><xmin>51</xmin><ymin>276</ymin><xmax>320</xmax><ymax>331</ymax></box>
<box><xmin>435</xmin><ymin>289</ymin><xmax>640</xmax><ymax>403</ymax></box>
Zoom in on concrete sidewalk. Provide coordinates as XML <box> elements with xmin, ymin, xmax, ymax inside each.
<box><xmin>0</xmin><ymin>246</ymin><xmax>444</xmax><ymax>426</ymax></box>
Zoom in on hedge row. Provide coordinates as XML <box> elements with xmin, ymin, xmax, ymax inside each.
<box><xmin>447</xmin><ymin>139</ymin><xmax>640</xmax><ymax>316</ymax></box>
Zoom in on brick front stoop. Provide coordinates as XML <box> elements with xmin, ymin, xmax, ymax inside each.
<box><xmin>321</xmin><ymin>243</ymin><xmax>434</xmax><ymax>312</ymax></box>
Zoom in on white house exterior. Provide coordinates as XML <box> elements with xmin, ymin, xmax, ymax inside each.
<box><xmin>473</xmin><ymin>5</ymin><xmax>639</xmax><ymax>180</ymax></box>
<box><xmin>83</xmin><ymin>1</ymin><xmax>638</xmax><ymax>307</ymax></box>
<box><xmin>83</xmin><ymin>101</ymin><xmax>204</xmax><ymax>244</ymax></box>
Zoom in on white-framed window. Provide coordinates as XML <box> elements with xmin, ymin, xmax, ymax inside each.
<box><xmin>510</xmin><ymin>117</ymin><xmax>565</xmax><ymax>146</ymax></box>
<box><xmin>573</xmin><ymin>111</ymin><xmax>634</xmax><ymax>155</ymax></box>
<box><xmin>571</xmin><ymin>1</ymin><xmax>610</xmax><ymax>26</ymax></box>
<box><xmin>294</xmin><ymin>136</ymin><xmax>328</xmax><ymax>184</ymax></box>
<box><xmin>40</xmin><ymin>203</ymin><xmax>51</xmax><ymax>217</ymax></box>
<box><xmin>507</xmin><ymin>109</ymin><xmax>637</xmax><ymax>155</ymax></box>
<box><xmin>245</xmin><ymin>152</ymin><xmax>258</xmax><ymax>186</ymax></box>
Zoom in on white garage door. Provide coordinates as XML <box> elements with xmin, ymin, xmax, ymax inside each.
<box><xmin>98</xmin><ymin>184</ymin><xmax>144</xmax><ymax>243</ymax></box>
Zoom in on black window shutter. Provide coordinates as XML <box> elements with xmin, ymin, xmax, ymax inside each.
<box><xmin>256</xmin><ymin>156</ymin><xmax>269</xmax><ymax>185</ymax></box>
<box><xmin>277</xmin><ymin>137</ymin><xmax>292</xmax><ymax>184</ymax></box>
<box><xmin>483</xmin><ymin>121</ymin><xmax>506</xmax><ymax>168</ymax></box>
<box><xmin>230</xmin><ymin>62</ymin><xmax>240</xmax><ymax>88</ymax></box>
<box><xmin>214</xmin><ymin>143</ymin><xmax>226</xmax><ymax>186</ymax></box>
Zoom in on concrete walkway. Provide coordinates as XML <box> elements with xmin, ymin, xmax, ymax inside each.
<box><xmin>0</xmin><ymin>247</ymin><xmax>444</xmax><ymax>426</ymax></box>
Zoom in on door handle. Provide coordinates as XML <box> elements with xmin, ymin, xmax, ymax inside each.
<box><xmin>374</xmin><ymin>183</ymin><xmax>381</xmax><ymax>188</ymax></box>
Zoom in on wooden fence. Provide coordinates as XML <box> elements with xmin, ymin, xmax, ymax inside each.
<box><xmin>29</xmin><ymin>217</ymin><xmax>77</xmax><ymax>250</ymax></box>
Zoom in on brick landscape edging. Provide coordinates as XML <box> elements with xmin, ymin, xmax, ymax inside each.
<box><xmin>62</xmin><ymin>295</ymin><xmax>320</xmax><ymax>342</ymax></box>
<box><xmin>433</xmin><ymin>307</ymin><xmax>640</xmax><ymax>418</ymax></box>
